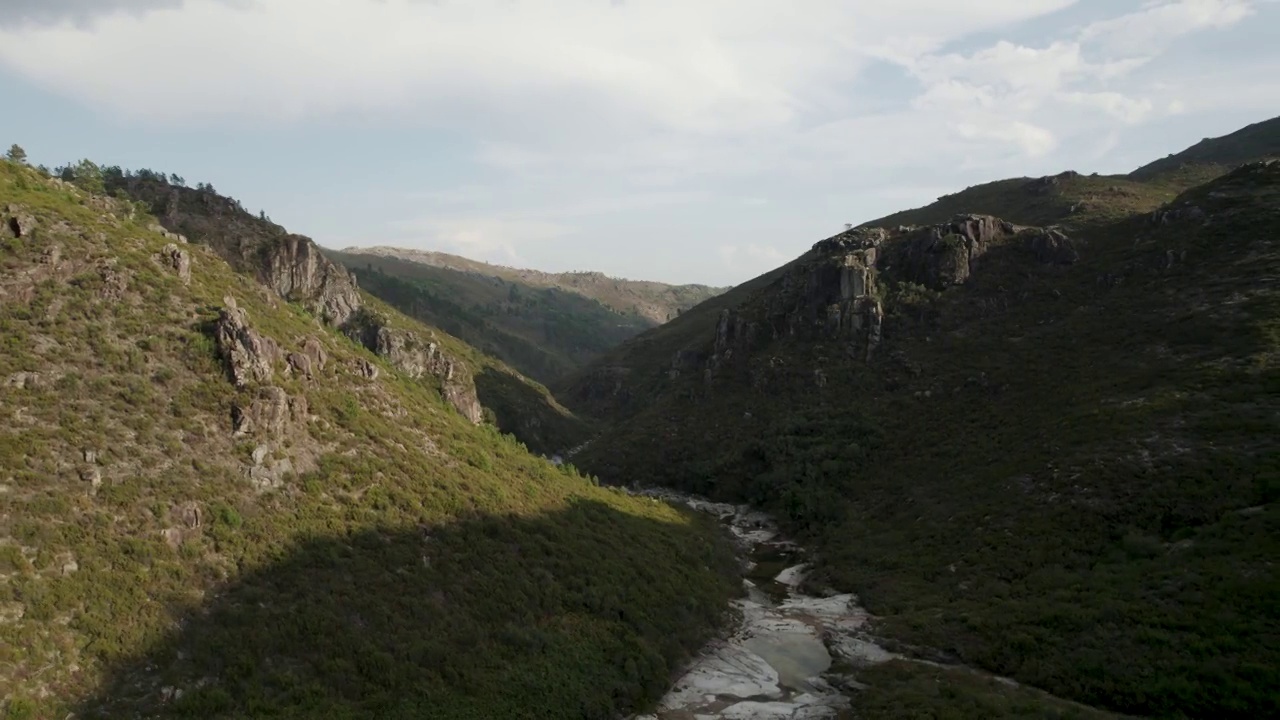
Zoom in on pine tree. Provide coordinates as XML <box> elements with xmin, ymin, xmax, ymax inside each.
<box><xmin>6</xmin><ymin>144</ymin><xmax>27</xmax><ymax>164</ymax></box>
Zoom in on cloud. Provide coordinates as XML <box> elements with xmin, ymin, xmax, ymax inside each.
<box><xmin>379</xmin><ymin>216</ymin><xmax>572</xmax><ymax>267</ymax></box>
<box><xmin>0</xmin><ymin>0</ymin><xmax>244</xmax><ymax>28</ymax></box>
<box><xmin>1</xmin><ymin>0</ymin><xmax>1274</xmax><ymax>285</ymax></box>
<box><xmin>718</xmin><ymin>242</ymin><xmax>790</xmax><ymax>278</ymax></box>
<box><xmin>1080</xmin><ymin>0</ymin><xmax>1255</xmax><ymax>56</ymax></box>
<box><xmin>0</xmin><ymin>0</ymin><xmax>1077</xmax><ymax>130</ymax></box>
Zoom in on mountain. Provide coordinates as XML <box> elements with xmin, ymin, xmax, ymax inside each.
<box><xmin>0</xmin><ymin>158</ymin><xmax>739</xmax><ymax>719</ymax></box>
<box><xmin>562</xmin><ymin>126</ymin><xmax>1280</xmax><ymax>717</ymax></box>
<box><xmin>1130</xmin><ymin>115</ymin><xmax>1280</xmax><ymax>182</ymax></box>
<box><xmin>861</xmin><ymin>115</ymin><xmax>1280</xmax><ymax>234</ymax></box>
<box><xmin>329</xmin><ymin>247</ymin><xmax>725</xmax><ymax>386</ymax></box>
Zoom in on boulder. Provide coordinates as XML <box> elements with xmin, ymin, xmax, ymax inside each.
<box><xmin>155</xmin><ymin>243</ymin><xmax>192</xmax><ymax>284</ymax></box>
<box><xmin>4</xmin><ymin>204</ymin><xmax>36</xmax><ymax>238</ymax></box>
<box><xmin>232</xmin><ymin>385</ymin><xmax>308</xmax><ymax>437</ymax></box>
<box><xmin>1024</xmin><ymin>228</ymin><xmax>1080</xmax><ymax>265</ymax></box>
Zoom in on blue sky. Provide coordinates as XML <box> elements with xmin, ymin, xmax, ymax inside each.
<box><xmin>2</xmin><ymin>0</ymin><xmax>1277</xmax><ymax>286</ymax></box>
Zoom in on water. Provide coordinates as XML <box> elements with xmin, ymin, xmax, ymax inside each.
<box><xmin>630</xmin><ymin>489</ymin><xmax>898</xmax><ymax>720</ymax></box>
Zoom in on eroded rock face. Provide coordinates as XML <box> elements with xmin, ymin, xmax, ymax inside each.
<box><xmin>232</xmin><ymin>385</ymin><xmax>308</xmax><ymax>437</ymax></box>
<box><xmin>264</xmin><ymin>235</ymin><xmax>361</xmax><ymax>327</ymax></box>
<box><xmin>4</xmin><ymin>204</ymin><xmax>36</xmax><ymax>238</ymax></box>
<box><xmin>1024</xmin><ymin>228</ymin><xmax>1080</xmax><ymax>265</ymax></box>
<box><xmin>894</xmin><ymin>214</ymin><xmax>1017</xmax><ymax>289</ymax></box>
<box><xmin>710</xmin><ymin>228</ymin><xmax>887</xmax><ymax>373</ymax></box>
<box><xmin>700</xmin><ymin>215</ymin><xmax>1072</xmax><ymax>385</ymax></box>
<box><xmin>97</xmin><ymin>259</ymin><xmax>131</xmax><ymax>301</ymax></box>
<box><xmin>214</xmin><ymin>297</ymin><xmax>280</xmax><ymax>387</ymax></box>
<box><xmin>345</xmin><ymin>312</ymin><xmax>483</xmax><ymax>423</ymax></box>
<box><xmin>155</xmin><ymin>243</ymin><xmax>192</xmax><ymax>284</ymax></box>
<box><xmin>302</xmin><ymin>336</ymin><xmax>328</xmax><ymax>372</ymax></box>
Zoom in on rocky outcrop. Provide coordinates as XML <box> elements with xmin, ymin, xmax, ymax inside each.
<box><xmin>155</xmin><ymin>243</ymin><xmax>192</xmax><ymax>284</ymax></box>
<box><xmin>4</xmin><ymin>204</ymin><xmax>36</xmax><ymax>238</ymax></box>
<box><xmin>1150</xmin><ymin>204</ymin><xmax>1207</xmax><ymax>226</ymax></box>
<box><xmin>345</xmin><ymin>310</ymin><xmax>483</xmax><ymax>423</ymax></box>
<box><xmin>1024</xmin><ymin>228</ymin><xmax>1080</xmax><ymax>265</ymax></box>
<box><xmin>709</xmin><ymin>228</ymin><xmax>887</xmax><ymax>373</ymax></box>
<box><xmin>302</xmin><ymin>336</ymin><xmax>328</xmax><ymax>372</ymax></box>
<box><xmin>1023</xmin><ymin>170</ymin><xmax>1080</xmax><ymax>196</ymax></box>
<box><xmin>892</xmin><ymin>214</ymin><xmax>1018</xmax><ymax>289</ymax></box>
<box><xmin>108</xmin><ymin>178</ymin><xmax>363</xmax><ymax>328</ymax></box>
<box><xmin>96</xmin><ymin>259</ymin><xmax>131</xmax><ymax>301</ymax></box>
<box><xmin>147</xmin><ymin>222</ymin><xmax>188</xmax><ymax>244</ymax></box>
<box><xmin>701</xmin><ymin>215</ymin><xmax>1071</xmax><ymax>380</ymax></box>
<box><xmin>232</xmin><ymin>385</ymin><xmax>308</xmax><ymax>437</ymax></box>
<box><xmin>284</xmin><ymin>336</ymin><xmax>328</xmax><ymax>380</ymax></box>
<box><xmin>214</xmin><ymin>297</ymin><xmax>280</xmax><ymax>387</ymax></box>
<box><xmin>263</xmin><ymin>235</ymin><xmax>361</xmax><ymax>327</ymax></box>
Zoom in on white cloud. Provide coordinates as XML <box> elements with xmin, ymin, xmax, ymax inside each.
<box><xmin>1</xmin><ymin>0</ymin><xmax>1274</xmax><ymax>285</ymax></box>
<box><xmin>380</xmin><ymin>216</ymin><xmax>572</xmax><ymax>267</ymax></box>
<box><xmin>1080</xmin><ymin>0</ymin><xmax>1255</xmax><ymax>56</ymax></box>
<box><xmin>718</xmin><ymin>242</ymin><xmax>790</xmax><ymax>278</ymax></box>
<box><xmin>0</xmin><ymin>0</ymin><xmax>1077</xmax><ymax>131</ymax></box>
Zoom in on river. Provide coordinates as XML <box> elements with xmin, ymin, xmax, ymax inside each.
<box><xmin>629</xmin><ymin>488</ymin><xmax>896</xmax><ymax>720</ymax></box>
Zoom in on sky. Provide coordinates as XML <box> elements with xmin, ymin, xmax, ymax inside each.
<box><xmin>1</xmin><ymin>1</ymin><xmax>1277</xmax><ymax>286</ymax></box>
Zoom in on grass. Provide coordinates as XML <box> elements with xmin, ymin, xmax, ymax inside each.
<box><xmin>569</xmin><ymin>160</ymin><xmax>1280</xmax><ymax>718</ymax></box>
<box><xmin>0</xmin><ymin>159</ymin><xmax>740</xmax><ymax>719</ymax></box>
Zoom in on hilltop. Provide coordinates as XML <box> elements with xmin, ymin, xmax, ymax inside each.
<box><xmin>341</xmin><ymin>246</ymin><xmax>724</xmax><ymax>325</ymax></box>
<box><xmin>0</xmin><ymin>158</ymin><xmax>739</xmax><ymax>719</ymax></box>
<box><xmin>333</xmin><ymin>247</ymin><xmax>724</xmax><ymax>385</ymax></box>
<box><xmin>1130</xmin><ymin>115</ymin><xmax>1280</xmax><ymax>182</ymax></box>
<box><xmin>564</xmin><ymin>122</ymin><xmax>1280</xmax><ymax>717</ymax></box>
<box><xmin>862</xmin><ymin>114</ymin><xmax>1280</xmax><ymax>235</ymax></box>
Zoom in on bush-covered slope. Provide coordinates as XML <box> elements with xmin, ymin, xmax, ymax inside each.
<box><xmin>0</xmin><ymin>159</ymin><xmax>739</xmax><ymax>719</ymax></box>
<box><xmin>327</xmin><ymin>250</ymin><xmax>651</xmax><ymax>385</ymax></box>
<box><xmin>340</xmin><ymin>245</ymin><xmax>724</xmax><ymax>325</ymax></box>
<box><xmin>569</xmin><ymin>160</ymin><xmax>1280</xmax><ymax>717</ymax></box>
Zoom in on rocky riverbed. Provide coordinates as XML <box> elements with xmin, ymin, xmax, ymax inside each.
<box><xmin>631</xmin><ymin>489</ymin><xmax>896</xmax><ymax>720</ymax></box>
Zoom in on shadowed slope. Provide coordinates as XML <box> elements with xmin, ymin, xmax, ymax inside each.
<box><xmin>75</xmin><ymin>498</ymin><xmax>738</xmax><ymax>719</ymax></box>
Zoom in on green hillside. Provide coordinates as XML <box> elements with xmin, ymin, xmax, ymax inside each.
<box><xmin>565</xmin><ymin>140</ymin><xmax>1280</xmax><ymax>716</ymax></box>
<box><xmin>0</xmin><ymin>158</ymin><xmax>739</xmax><ymax>719</ymax></box>
<box><xmin>95</xmin><ymin>168</ymin><xmax>590</xmax><ymax>457</ymax></box>
<box><xmin>333</xmin><ymin>247</ymin><xmax>725</xmax><ymax>384</ymax></box>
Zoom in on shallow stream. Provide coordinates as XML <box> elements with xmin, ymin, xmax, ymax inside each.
<box><xmin>631</xmin><ymin>489</ymin><xmax>896</xmax><ymax>720</ymax></box>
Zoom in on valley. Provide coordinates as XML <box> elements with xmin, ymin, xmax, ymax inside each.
<box><xmin>1</xmin><ymin>111</ymin><xmax>1278</xmax><ymax>720</ymax></box>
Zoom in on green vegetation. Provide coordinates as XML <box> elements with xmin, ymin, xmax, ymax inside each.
<box><xmin>568</xmin><ymin>125</ymin><xmax>1280</xmax><ymax>717</ymax></box>
<box><xmin>0</xmin><ymin>159</ymin><xmax>739</xmax><ymax>718</ymax></box>
<box><xmin>853</xmin><ymin>661</ymin><xmax>1116</xmax><ymax>720</ymax></box>
<box><xmin>85</xmin><ymin>163</ymin><xmax>590</xmax><ymax>457</ymax></box>
<box><xmin>330</xmin><ymin>248</ymin><xmax>724</xmax><ymax>386</ymax></box>
<box><xmin>339</xmin><ymin>246</ymin><xmax>723</xmax><ymax>324</ymax></box>
<box><xmin>329</xmin><ymin>251</ymin><xmax>651</xmax><ymax>385</ymax></box>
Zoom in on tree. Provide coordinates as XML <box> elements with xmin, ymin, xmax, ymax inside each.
<box><xmin>6</xmin><ymin>144</ymin><xmax>27</xmax><ymax>164</ymax></box>
<box><xmin>71</xmin><ymin>159</ymin><xmax>105</xmax><ymax>194</ymax></box>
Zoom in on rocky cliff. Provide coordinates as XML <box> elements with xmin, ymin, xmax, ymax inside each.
<box><xmin>634</xmin><ymin>214</ymin><xmax>1077</xmax><ymax>395</ymax></box>
<box><xmin>105</xmin><ymin>174</ymin><xmax>482</xmax><ymax>424</ymax></box>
